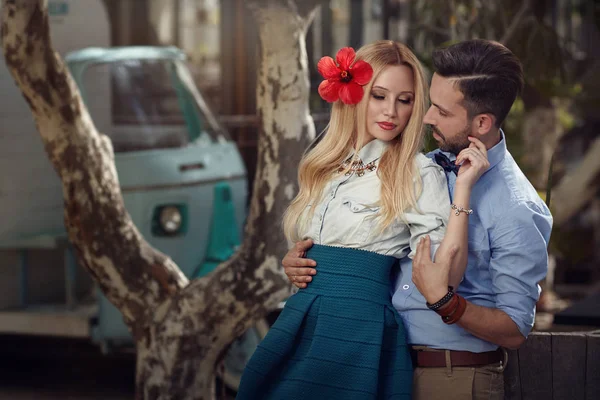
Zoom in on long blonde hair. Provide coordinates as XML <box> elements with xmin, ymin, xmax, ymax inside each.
<box><xmin>283</xmin><ymin>41</ymin><xmax>429</xmax><ymax>242</ymax></box>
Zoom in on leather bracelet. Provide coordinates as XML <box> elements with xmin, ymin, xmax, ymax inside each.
<box><xmin>442</xmin><ymin>294</ymin><xmax>467</xmax><ymax>324</ymax></box>
<box><xmin>435</xmin><ymin>294</ymin><xmax>459</xmax><ymax>317</ymax></box>
<box><xmin>426</xmin><ymin>286</ymin><xmax>455</xmax><ymax>311</ymax></box>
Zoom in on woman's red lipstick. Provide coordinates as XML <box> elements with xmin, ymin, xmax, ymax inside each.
<box><xmin>377</xmin><ymin>122</ymin><xmax>396</xmax><ymax>131</ymax></box>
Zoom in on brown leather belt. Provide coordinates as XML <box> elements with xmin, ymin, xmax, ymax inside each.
<box><xmin>411</xmin><ymin>348</ymin><xmax>503</xmax><ymax>368</ymax></box>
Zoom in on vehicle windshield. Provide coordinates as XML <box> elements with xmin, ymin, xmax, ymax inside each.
<box><xmin>79</xmin><ymin>59</ymin><xmax>227</xmax><ymax>153</ymax></box>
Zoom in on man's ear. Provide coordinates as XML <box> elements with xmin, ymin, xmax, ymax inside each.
<box><xmin>472</xmin><ymin>113</ymin><xmax>495</xmax><ymax>136</ymax></box>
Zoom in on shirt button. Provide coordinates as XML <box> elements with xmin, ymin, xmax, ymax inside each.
<box><xmin>402</xmin><ymin>284</ymin><xmax>410</xmax><ymax>290</ymax></box>
<box><xmin>352</xmin><ymin>206</ymin><xmax>359</xmax><ymax>211</ymax></box>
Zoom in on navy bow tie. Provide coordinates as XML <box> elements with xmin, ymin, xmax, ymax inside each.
<box><xmin>434</xmin><ymin>153</ymin><xmax>459</xmax><ymax>175</ymax></box>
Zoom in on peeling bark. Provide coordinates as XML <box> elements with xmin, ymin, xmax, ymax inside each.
<box><xmin>1</xmin><ymin>0</ymin><xmax>188</xmax><ymax>338</ymax></box>
<box><xmin>1</xmin><ymin>0</ymin><xmax>321</xmax><ymax>399</ymax></box>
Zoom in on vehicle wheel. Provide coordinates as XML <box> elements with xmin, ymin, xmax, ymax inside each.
<box><xmin>219</xmin><ymin>317</ymin><xmax>272</xmax><ymax>392</ymax></box>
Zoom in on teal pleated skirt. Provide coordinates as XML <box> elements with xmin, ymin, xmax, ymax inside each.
<box><xmin>236</xmin><ymin>244</ymin><xmax>413</xmax><ymax>400</ymax></box>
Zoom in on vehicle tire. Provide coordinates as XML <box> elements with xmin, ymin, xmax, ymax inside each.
<box><xmin>219</xmin><ymin>317</ymin><xmax>272</xmax><ymax>392</ymax></box>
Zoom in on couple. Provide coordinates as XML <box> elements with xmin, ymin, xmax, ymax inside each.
<box><xmin>237</xmin><ymin>39</ymin><xmax>552</xmax><ymax>400</ymax></box>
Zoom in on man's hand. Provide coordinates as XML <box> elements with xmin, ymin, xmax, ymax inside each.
<box><xmin>412</xmin><ymin>236</ymin><xmax>458</xmax><ymax>304</ymax></box>
<box><xmin>283</xmin><ymin>239</ymin><xmax>317</xmax><ymax>289</ymax></box>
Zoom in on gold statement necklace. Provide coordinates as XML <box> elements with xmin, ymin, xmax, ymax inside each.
<box><xmin>337</xmin><ymin>157</ymin><xmax>377</xmax><ymax>177</ymax></box>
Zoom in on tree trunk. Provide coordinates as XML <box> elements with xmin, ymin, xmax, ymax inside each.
<box><xmin>521</xmin><ymin>84</ymin><xmax>562</xmax><ymax>190</ymax></box>
<box><xmin>1</xmin><ymin>0</ymin><xmax>320</xmax><ymax>398</ymax></box>
<box><xmin>349</xmin><ymin>0</ymin><xmax>363</xmax><ymax>48</ymax></box>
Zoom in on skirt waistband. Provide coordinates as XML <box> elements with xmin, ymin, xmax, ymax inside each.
<box><xmin>300</xmin><ymin>244</ymin><xmax>397</xmax><ymax>305</ymax></box>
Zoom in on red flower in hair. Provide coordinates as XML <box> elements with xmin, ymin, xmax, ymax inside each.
<box><xmin>317</xmin><ymin>47</ymin><xmax>373</xmax><ymax>105</ymax></box>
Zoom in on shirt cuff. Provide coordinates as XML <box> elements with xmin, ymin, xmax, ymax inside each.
<box><xmin>497</xmin><ymin>305</ymin><xmax>535</xmax><ymax>338</ymax></box>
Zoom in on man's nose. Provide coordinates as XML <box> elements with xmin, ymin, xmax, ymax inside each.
<box><xmin>423</xmin><ymin>106</ymin><xmax>436</xmax><ymax>125</ymax></box>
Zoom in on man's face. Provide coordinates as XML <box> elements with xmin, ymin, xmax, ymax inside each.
<box><xmin>423</xmin><ymin>73</ymin><xmax>473</xmax><ymax>155</ymax></box>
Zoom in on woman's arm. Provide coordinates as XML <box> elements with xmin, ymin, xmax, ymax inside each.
<box><xmin>435</xmin><ymin>137</ymin><xmax>490</xmax><ymax>289</ymax></box>
<box><xmin>434</xmin><ymin>181</ymin><xmax>472</xmax><ymax>289</ymax></box>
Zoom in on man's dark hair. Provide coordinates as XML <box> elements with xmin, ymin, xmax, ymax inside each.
<box><xmin>432</xmin><ymin>39</ymin><xmax>524</xmax><ymax>128</ymax></box>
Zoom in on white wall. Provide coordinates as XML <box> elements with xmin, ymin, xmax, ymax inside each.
<box><xmin>0</xmin><ymin>0</ymin><xmax>110</xmax><ymax>243</ymax></box>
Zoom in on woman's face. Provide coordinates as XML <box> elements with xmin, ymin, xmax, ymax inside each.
<box><xmin>363</xmin><ymin>64</ymin><xmax>415</xmax><ymax>144</ymax></box>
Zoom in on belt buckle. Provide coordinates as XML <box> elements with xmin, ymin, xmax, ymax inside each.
<box><xmin>495</xmin><ymin>348</ymin><xmax>508</xmax><ymax>372</ymax></box>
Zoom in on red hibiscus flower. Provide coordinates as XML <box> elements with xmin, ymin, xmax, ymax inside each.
<box><xmin>317</xmin><ymin>47</ymin><xmax>373</xmax><ymax>105</ymax></box>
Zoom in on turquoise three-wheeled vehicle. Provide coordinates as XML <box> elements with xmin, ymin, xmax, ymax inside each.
<box><xmin>0</xmin><ymin>46</ymin><xmax>267</xmax><ymax>391</ymax></box>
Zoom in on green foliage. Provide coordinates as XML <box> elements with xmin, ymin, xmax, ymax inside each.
<box><xmin>410</xmin><ymin>0</ymin><xmax>575</xmax><ymax>97</ymax></box>
<box><xmin>557</xmin><ymin>106</ymin><xmax>576</xmax><ymax>131</ymax></box>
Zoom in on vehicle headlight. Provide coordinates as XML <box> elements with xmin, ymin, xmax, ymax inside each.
<box><xmin>159</xmin><ymin>206</ymin><xmax>183</xmax><ymax>234</ymax></box>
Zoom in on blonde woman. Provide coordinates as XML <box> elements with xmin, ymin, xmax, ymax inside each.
<box><xmin>236</xmin><ymin>41</ymin><xmax>489</xmax><ymax>400</ymax></box>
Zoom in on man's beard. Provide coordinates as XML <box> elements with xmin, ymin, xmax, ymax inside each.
<box><xmin>430</xmin><ymin>124</ymin><xmax>471</xmax><ymax>155</ymax></box>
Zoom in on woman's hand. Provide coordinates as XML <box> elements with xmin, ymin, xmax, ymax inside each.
<box><xmin>455</xmin><ymin>136</ymin><xmax>490</xmax><ymax>188</ymax></box>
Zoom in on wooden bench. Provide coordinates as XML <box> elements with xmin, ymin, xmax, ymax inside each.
<box><xmin>504</xmin><ymin>330</ymin><xmax>600</xmax><ymax>399</ymax></box>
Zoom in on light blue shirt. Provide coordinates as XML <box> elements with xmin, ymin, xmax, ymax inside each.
<box><xmin>392</xmin><ymin>133</ymin><xmax>553</xmax><ymax>352</ymax></box>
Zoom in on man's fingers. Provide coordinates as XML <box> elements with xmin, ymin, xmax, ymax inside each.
<box><xmin>414</xmin><ymin>237</ymin><xmax>424</xmax><ymax>266</ymax></box>
<box><xmin>414</xmin><ymin>236</ymin><xmax>434</xmax><ymax>270</ymax></box>
<box><xmin>284</xmin><ymin>240</ymin><xmax>316</xmax><ymax>288</ymax></box>
<box><xmin>282</xmin><ymin>256</ymin><xmax>317</xmax><ymax>268</ymax></box>
<box><xmin>423</xmin><ymin>236</ymin><xmax>432</xmax><ymax>260</ymax></box>
<box><xmin>295</xmin><ymin>239</ymin><xmax>314</xmax><ymax>253</ymax></box>
<box><xmin>291</xmin><ymin>275</ymin><xmax>313</xmax><ymax>283</ymax></box>
<box><xmin>284</xmin><ymin>266</ymin><xmax>317</xmax><ymax>277</ymax></box>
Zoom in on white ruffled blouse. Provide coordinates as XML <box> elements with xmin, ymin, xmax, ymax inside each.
<box><xmin>299</xmin><ymin>139</ymin><xmax>450</xmax><ymax>259</ymax></box>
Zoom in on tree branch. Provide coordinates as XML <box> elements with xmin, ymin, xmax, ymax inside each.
<box><xmin>500</xmin><ymin>0</ymin><xmax>532</xmax><ymax>45</ymax></box>
<box><xmin>409</xmin><ymin>22</ymin><xmax>451</xmax><ymax>38</ymax></box>
<box><xmin>294</xmin><ymin>0</ymin><xmax>327</xmax><ymax>19</ymax></box>
<box><xmin>552</xmin><ymin>137</ymin><xmax>600</xmax><ymax>225</ymax></box>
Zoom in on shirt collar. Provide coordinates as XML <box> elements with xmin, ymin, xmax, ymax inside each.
<box><xmin>486</xmin><ymin>129</ymin><xmax>507</xmax><ymax>171</ymax></box>
<box><xmin>355</xmin><ymin>139</ymin><xmax>389</xmax><ymax>165</ymax></box>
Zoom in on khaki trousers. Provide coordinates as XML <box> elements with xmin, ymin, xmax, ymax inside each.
<box><xmin>412</xmin><ymin>348</ymin><xmax>505</xmax><ymax>400</ymax></box>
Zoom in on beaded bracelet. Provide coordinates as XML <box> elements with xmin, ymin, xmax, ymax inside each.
<box><xmin>451</xmin><ymin>204</ymin><xmax>473</xmax><ymax>216</ymax></box>
<box><xmin>426</xmin><ymin>286</ymin><xmax>455</xmax><ymax>311</ymax></box>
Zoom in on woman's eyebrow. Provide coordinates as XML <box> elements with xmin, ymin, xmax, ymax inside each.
<box><xmin>372</xmin><ymin>85</ymin><xmax>414</xmax><ymax>95</ymax></box>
